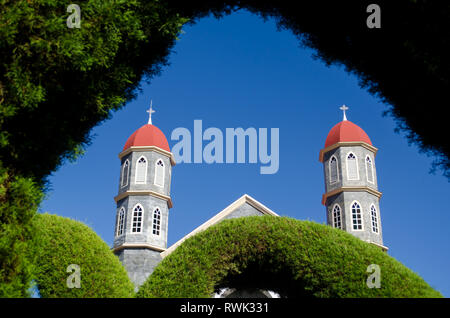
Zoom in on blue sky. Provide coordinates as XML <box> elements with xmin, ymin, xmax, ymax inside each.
<box><xmin>40</xmin><ymin>11</ymin><xmax>450</xmax><ymax>297</ymax></box>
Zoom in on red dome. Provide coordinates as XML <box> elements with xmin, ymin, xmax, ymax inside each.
<box><xmin>123</xmin><ymin>124</ymin><xmax>170</xmax><ymax>152</ymax></box>
<box><xmin>324</xmin><ymin>120</ymin><xmax>372</xmax><ymax>148</ymax></box>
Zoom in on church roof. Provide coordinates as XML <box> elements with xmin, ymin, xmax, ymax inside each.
<box><xmin>324</xmin><ymin>120</ymin><xmax>372</xmax><ymax>148</ymax></box>
<box><xmin>123</xmin><ymin>124</ymin><xmax>170</xmax><ymax>152</ymax></box>
<box><xmin>161</xmin><ymin>194</ymin><xmax>279</xmax><ymax>258</ymax></box>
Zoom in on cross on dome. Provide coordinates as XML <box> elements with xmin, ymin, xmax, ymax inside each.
<box><xmin>340</xmin><ymin>105</ymin><xmax>349</xmax><ymax>121</ymax></box>
<box><xmin>147</xmin><ymin>100</ymin><xmax>156</xmax><ymax>125</ymax></box>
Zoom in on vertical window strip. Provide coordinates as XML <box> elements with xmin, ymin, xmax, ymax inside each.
<box><xmin>347</xmin><ymin>153</ymin><xmax>359</xmax><ymax>180</ymax></box>
<box><xmin>371</xmin><ymin>205</ymin><xmax>379</xmax><ymax>233</ymax></box>
<box><xmin>154</xmin><ymin>159</ymin><xmax>165</xmax><ymax>187</ymax></box>
<box><xmin>152</xmin><ymin>208</ymin><xmax>161</xmax><ymax>236</ymax></box>
<box><xmin>329</xmin><ymin>156</ymin><xmax>339</xmax><ymax>184</ymax></box>
<box><xmin>351</xmin><ymin>202</ymin><xmax>363</xmax><ymax>230</ymax></box>
<box><xmin>121</xmin><ymin>160</ymin><xmax>129</xmax><ymax>187</ymax></box>
<box><xmin>135</xmin><ymin>156</ymin><xmax>147</xmax><ymax>184</ymax></box>
<box><xmin>117</xmin><ymin>208</ymin><xmax>125</xmax><ymax>236</ymax></box>
<box><xmin>332</xmin><ymin>204</ymin><xmax>342</xmax><ymax>229</ymax></box>
<box><xmin>132</xmin><ymin>205</ymin><xmax>143</xmax><ymax>233</ymax></box>
<box><xmin>366</xmin><ymin>156</ymin><xmax>374</xmax><ymax>183</ymax></box>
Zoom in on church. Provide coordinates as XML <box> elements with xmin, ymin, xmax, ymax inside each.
<box><xmin>111</xmin><ymin>103</ymin><xmax>387</xmax><ymax>292</ymax></box>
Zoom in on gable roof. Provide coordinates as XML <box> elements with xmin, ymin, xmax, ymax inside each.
<box><xmin>160</xmin><ymin>194</ymin><xmax>279</xmax><ymax>258</ymax></box>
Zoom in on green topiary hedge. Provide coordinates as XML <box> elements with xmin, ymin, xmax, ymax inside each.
<box><xmin>31</xmin><ymin>213</ymin><xmax>134</xmax><ymax>297</ymax></box>
<box><xmin>0</xmin><ymin>165</ymin><xmax>43</xmax><ymax>297</ymax></box>
<box><xmin>136</xmin><ymin>216</ymin><xmax>441</xmax><ymax>298</ymax></box>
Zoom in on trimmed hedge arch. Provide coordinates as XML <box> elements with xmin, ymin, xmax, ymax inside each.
<box><xmin>31</xmin><ymin>213</ymin><xmax>135</xmax><ymax>298</ymax></box>
<box><xmin>136</xmin><ymin>216</ymin><xmax>441</xmax><ymax>298</ymax></box>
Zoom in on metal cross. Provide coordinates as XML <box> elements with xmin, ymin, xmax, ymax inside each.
<box><xmin>340</xmin><ymin>105</ymin><xmax>349</xmax><ymax>121</ymax></box>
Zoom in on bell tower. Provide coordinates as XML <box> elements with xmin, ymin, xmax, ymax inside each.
<box><xmin>113</xmin><ymin>101</ymin><xmax>176</xmax><ymax>289</ymax></box>
<box><xmin>319</xmin><ymin>106</ymin><xmax>387</xmax><ymax>251</ymax></box>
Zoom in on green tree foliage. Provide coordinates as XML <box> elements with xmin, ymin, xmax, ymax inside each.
<box><xmin>31</xmin><ymin>213</ymin><xmax>135</xmax><ymax>298</ymax></box>
<box><xmin>0</xmin><ymin>0</ymin><xmax>188</xmax><ymax>181</ymax></box>
<box><xmin>137</xmin><ymin>216</ymin><xmax>442</xmax><ymax>298</ymax></box>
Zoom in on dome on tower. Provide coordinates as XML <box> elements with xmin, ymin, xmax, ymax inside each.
<box><xmin>324</xmin><ymin>120</ymin><xmax>372</xmax><ymax>148</ymax></box>
<box><xmin>123</xmin><ymin>124</ymin><xmax>170</xmax><ymax>152</ymax></box>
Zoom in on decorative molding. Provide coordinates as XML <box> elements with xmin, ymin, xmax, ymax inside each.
<box><xmin>319</xmin><ymin>141</ymin><xmax>378</xmax><ymax>163</ymax></box>
<box><xmin>161</xmin><ymin>194</ymin><xmax>279</xmax><ymax>258</ymax></box>
<box><xmin>321</xmin><ymin>186</ymin><xmax>382</xmax><ymax>205</ymax></box>
<box><xmin>114</xmin><ymin>190</ymin><xmax>173</xmax><ymax>208</ymax></box>
<box><xmin>112</xmin><ymin>243</ymin><xmax>166</xmax><ymax>253</ymax></box>
<box><xmin>119</xmin><ymin>146</ymin><xmax>176</xmax><ymax>166</ymax></box>
<box><xmin>370</xmin><ymin>241</ymin><xmax>389</xmax><ymax>252</ymax></box>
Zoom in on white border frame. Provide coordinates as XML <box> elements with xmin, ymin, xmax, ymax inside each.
<box><xmin>135</xmin><ymin>156</ymin><xmax>148</xmax><ymax>184</ymax></box>
<box><xmin>131</xmin><ymin>203</ymin><xmax>144</xmax><ymax>233</ymax></box>
<box><xmin>331</xmin><ymin>203</ymin><xmax>342</xmax><ymax>229</ymax></box>
<box><xmin>350</xmin><ymin>200</ymin><xmax>364</xmax><ymax>231</ymax></box>
<box><xmin>346</xmin><ymin>152</ymin><xmax>360</xmax><ymax>181</ymax></box>
<box><xmin>152</xmin><ymin>207</ymin><xmax>162</xmax><ymax>237</ymax></box>
<box><xmin>370</xmin><ymin>204</ymin><xmax>379</xmax><ymax>234</ymax></box>
<box><xmin>121</xmin><ymin>159</ymin><xmax>130</xmax><ymax>188</ymax></box>
<box><xmin>154</xmin><ymin>158</ymin><xmax>165</xmax><ymax>188</ymax></box>
<box><xmin>365</xmin><ymin>155</ymin><xmax>375</xmax><ymax>184</ymax></box>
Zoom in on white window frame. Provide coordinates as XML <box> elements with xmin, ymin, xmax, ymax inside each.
<box><xmin>329</xmin><ymin>155</ymin><xmax>339</xmax><ymax>184</ymax></box>
<box><xmin>350</xmin><ymin>200</ymin><xmax>364</xmax><ymax>231</ymax></box>
<box><xmin>365</xmin><ymin>155</ymin><xmax>375</xmax><ymax>184</ymax></box>
<box><xmin>131</xmin><ymin>204</ymin><xmax>144</xmax><ymax>233</ymax></box>
<box><xmin>116</xmin><ymin>207</ymin><xmax>126</xmax><ymax>237</ymax></box>
<box><xmin>121</xmin><ymin>159</ymin><xmax>130</xmax><ymax>188</ymax></box>
<box><xmin>135</xmin><ymin>156</ymin><xmax>148</xmax><ymax>184</ymax></box>
<box><xmin>370</xmin><ymin>204</ymin><xmax>379</xmax><ymax>234</ymax></box>
<box><xmin>154</xmin><ymin>158</ymin><xmax>165</xmax><ymax>188</ymax></box>
<box><xmin>332</xmin><ymin>204</ymin><xmax>342</xmax><ymax>229</ymax></box>
<box><xmin>152</xmin><ymin>207</ymin><xmax>161</xmax><ymax>236</ymax></box>
<box><xmin>346</xmin><ymin>152</ymin><xmax>360</xmax><ymax>181</ymax></box>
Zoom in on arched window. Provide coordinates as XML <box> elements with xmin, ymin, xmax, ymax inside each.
<box><xmin>332</xmin><ymin>204</ymin><xmax>342</xmax><ymax>229</ymax></box>
<box><xmin>329</xmin><ymin>156</ymin><xmax>339</xmax><ymax>184</ymax></box>
<box><xmin>154</xmin><ymin>159</ymin><xmax>165</xmax><ymax>187</ymax></box>
<box><xmin>370</xmin><ymin>205</ymin><xmax>379</xmax><ymax>234</ymax></box>
<box><xmin>132</xmin><ymin>204</ymin><xmax>143</xmax><ymax>233</ymax></box>
<box><xmin>152</xmin><ymin>208</ymin><xmax>161</xmax><ymax>236</ymax></box>
<box><xmin>346</xmin><ymin>152</ymin><xmax>359</xmax><ymax>180</ymax></box>
<box><xmin>116</xmin><ymin>207</ymin><xmax>126</xmax><ymax>236</ymax></box>
<box><xmin>351</xmin><ymin>201</ymin><xmax>363</xmax><ymax>230</ymax></box>
<box><xmin>121</xmin><ymin>160</ymin><xmax>130</xmax><ymax>187</ymax></box>
<box><xmin>135</xmin><ymin>156</ymin><xmax>147</xmax><ymax>184</ymax></box>
<box><xmin>366</xmin><ymin>155</ymin><xmax>374</xmax><ymax>183</ymax></box>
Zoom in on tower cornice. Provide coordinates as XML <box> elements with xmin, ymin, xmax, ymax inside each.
<box><xmin>112</xmin><ymin>243</ymin><xmax>166</xmax><ymax>253</ymax></box>
<box><xmin>119</xmin><ymin>146</ymin><xmax>176</xmax><ymax>166</ymax></box>
<box><xmin>114</xmin><ymin>190</ymin><xmax>173</xmax><ymax>208</ymax></box>
<box><xmin>319</xmin><ymin>141</ymin><xmax>378</xmax><ymax>163</ymax></box>
<box><xmin>321</xmin><ymin>186</ymin><xmax>382</xmax><ymax>205</ymax></box>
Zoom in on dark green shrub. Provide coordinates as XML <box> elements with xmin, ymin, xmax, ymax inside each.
<box><xmin>0</xmin><ymin>165</ymin><xmax>43</xmax><ymax>297</ymax></box>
